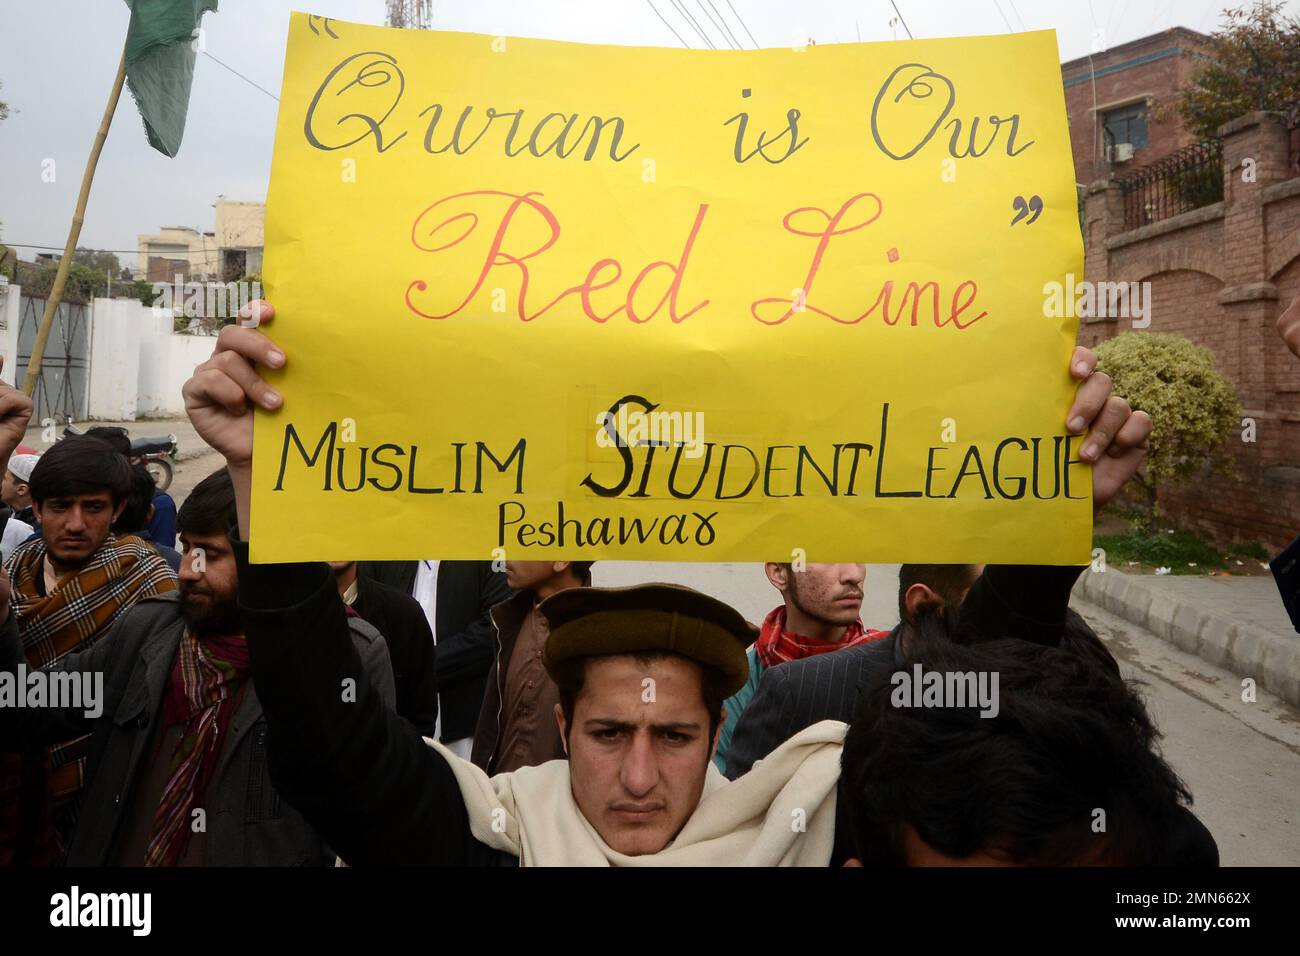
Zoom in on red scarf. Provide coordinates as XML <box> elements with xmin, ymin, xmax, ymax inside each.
<box><xmin>145</xmin><ymin>631</ymin><xmax>251</xmax><ymax>867</ymax></box>
<box><xmin>754</xmin><ymin>605</ymin><xmax>889</xmax><ymax>669</ymax></box>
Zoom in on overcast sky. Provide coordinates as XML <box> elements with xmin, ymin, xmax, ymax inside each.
<box><xmin>1</xmin><ymin>0</ymin><xmax>1292</xmax><ymax>263</ymax></box>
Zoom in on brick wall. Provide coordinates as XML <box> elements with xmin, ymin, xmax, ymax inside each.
<box><xmin>1080</xmin><ymin>112</ymin><xmax>1300</xmax><ymax>551</ymax></box>
<box><xmin>1062</xmin><ymin>28</ymin><xmax>1211</xmax><ymax>187</ymax></box>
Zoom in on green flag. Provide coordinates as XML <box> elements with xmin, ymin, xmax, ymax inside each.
<box><xmin>123</xmin><ymin>0</ymin><xmax>218</xmax><ymax>157</ymax></box>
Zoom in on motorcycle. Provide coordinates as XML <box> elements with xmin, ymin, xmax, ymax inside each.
<box><xmin>131</xmin><ymin>434</ymin><xmax>180</xmax><ymax>492</ymax></box>
<box><xmin>63</xmin><ymin>426</ymin><xmax>180</xmax><ymax>492</ymax></box>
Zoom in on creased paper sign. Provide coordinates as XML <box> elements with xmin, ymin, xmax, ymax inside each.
<box><xmin>252</xmin><ymin>14</ymin><xmax>1088</xmax><ymax>564</ymax></box>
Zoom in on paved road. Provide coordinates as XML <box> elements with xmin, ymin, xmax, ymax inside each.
<box><xmin>1076</xmin><ymin>599</ymin><xmax>1300</xmax><ymax>866</ymax></box>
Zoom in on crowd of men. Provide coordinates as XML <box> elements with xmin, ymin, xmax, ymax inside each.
<box><xmin>1</xmin><ymin>294</ymin><xmax>1295</xmax><ymax>866</ymax></box>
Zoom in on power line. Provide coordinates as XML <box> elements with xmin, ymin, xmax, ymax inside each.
<box><xmin>7</xmin><ymin>243</ymin><xmax>142</xmax><ymax>255</ymax></box>
<box><xmin>671</xmin><ymin>0</ymin><xmax>714</xmax><ymax>48</ymax></box>
<box><xmin>991</xmin><ymin>0</ymin><xmax>1014</xmax><ymax>32</ymax></box>
<box><xmin>5</xmin><ymin>242</ymin><xmax>152</xmax><ymax>256</ymax></box>
<box><xmin>1140</xmin><ymin>0</ymin><xmax>1176</xmax><ymax>35</ymax></box>
<box><xmin>1006</xmin><ymin>0</ymin><xmax>1026</xmax><ymax>31</ymax></box>
<box><xmin>725</xmin><ymin>0</ymin><xmax>759</xmax><ymax>48</ymax></box>
<box><xmin>646</xmin><ymin>0</ymin><xmax>690</xmax><ymax>47</ymax></box>
<box><xmin>889</xmin><ymin>0</ymin><xmax>913</xmax><ymax>39</ymax></box>
<box><xmin>701</xmin><ymin>0</ymin><xmax>741</xmax><ymax>49</ymax></box>
<box><xmin>1104</xmin><ymin>0</ymin><xmax>1130</xmax><ymax>41</ymax></box>
<box><xmin>5</xmin><ymin>237</ymin><xmax>235</xmax><ymax>261</ymax></box>
<box><xmin>200</xmin><ymin>49</ymin><xmax>278</xmax><ymax>102</ymax></box>
<box><xmin>707</xmin><ymin>0</ymin><xmax>744</xmax><ymax>48</ymax></box>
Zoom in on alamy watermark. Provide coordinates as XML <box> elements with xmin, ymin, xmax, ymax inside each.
<box><xmin>1043</xmin><ymin>274</ymin><xmax>1151</xmax><ymax>328</ymax></box>
<box><xmin>595</xmin><ymin>402</ymin><xmax>706</xmax><ymax>458</ymax></box>
<box><xmin>50</xmin><ymin>886</ymin><xmax>150</xmax><ymax>936</ymax></box>
<box><xmin>0</xmin><ymin>664</ymin><xmax>103</xmax><ymax>718</ymax></box>
<box><xmin>151</xmin><ymin>275</ymin><xmax>262</xmax><ymax>320</ymax></box>
<box><xmin>890</xmin><ymin>664</ymin><xmax>1000</xmax><ymax>718</ymax></box>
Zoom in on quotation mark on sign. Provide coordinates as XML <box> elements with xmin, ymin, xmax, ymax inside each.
<box><xmin>1010</xmin><ymin>195</ymin><xmax>1043</xmax><ymax>226</ymax></box>
<box><xmin>308</xmin><ymin>15</ymin><xmax>338</xmax><ymax>38</ymax></box>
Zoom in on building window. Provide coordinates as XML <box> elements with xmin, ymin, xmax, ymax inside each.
<box><xmin>222</xmin><ymin>249</ymin><xmax>248</xmax><ymax>282</ymax></box>
<box><xmin>1102</xmin><ymin>102</ymin><xmax>1148</xmax><ymax>151</ymax></box>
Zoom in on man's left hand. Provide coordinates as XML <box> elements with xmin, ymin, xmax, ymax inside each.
<box><xmin>1066</xmin><ymin>345</ymin><xmax>1153</xmax><ymax>511</ymax></box>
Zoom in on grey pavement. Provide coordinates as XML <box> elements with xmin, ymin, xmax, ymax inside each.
<box><xmin>1075</xmin><ymin>598</ymin><xmax>1300</xmax><ymax>866</ymax></box>
<box><xmin>1133</xmin><ymin>574</ymin><xmax>1291</xmax><ymax>635</ymax></box>
<box><xmin>1076</xmin><ymin>566</ymin><xmax>1300</xmax><ymax>707</ymax></box>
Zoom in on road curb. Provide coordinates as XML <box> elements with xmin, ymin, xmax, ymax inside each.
<box><xmin>1074</xmin><ymin>568</ymin><xmax>1300</xmax><ymax>708</ymax></box>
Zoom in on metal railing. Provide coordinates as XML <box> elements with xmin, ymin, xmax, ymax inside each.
<box><xmin>1286</xmin><ymin>104</ymin><xmax>1300</xmax><ymax>179</ymax></box>
<box><xmin>1115</xmin><ymin>139</ymin><xmax>1224</xmax><ymax>230</ymax></box>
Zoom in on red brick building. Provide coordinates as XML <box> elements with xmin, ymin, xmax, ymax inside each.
<box><xmin>1064</xmin><ymin>27</ymin><xmax>1300</xmax><ymax>551</ymax></box>
<box><xmin>1078</xmin><ymin>111</ymin><xmax>1300</xmax><ymax>552</ymax></box>
<box><xmin>1062</xmin><ymin>27</ymin><xmax>1214</xmax><ymax>187</ymax></box>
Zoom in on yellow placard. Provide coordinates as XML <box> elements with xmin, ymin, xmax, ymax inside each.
<box><xmin>252</xmin><ymin>14</ymin><xmax>1088</xmax><ymax>564</ymax></box>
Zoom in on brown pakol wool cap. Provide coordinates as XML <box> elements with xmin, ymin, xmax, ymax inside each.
<box><xmin>539</xmin><ymin>583</ymin><xmax>756</xmax><ymax>696</ymax></box>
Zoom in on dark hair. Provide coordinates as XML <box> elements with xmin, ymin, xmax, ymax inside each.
<box><xmin>29</xmin><ymin>436</ymin><xmax>132</xmax><ymax>505</ymax></box>
<box><xmin>177</xmin><ymin>467</ymin><xmax>237</xmax><ymax>536</ymax></box>
<box><xmin>568</xmin><ymin>561</ymin><xmax>595</xmax><ymax>584</ymax></box>
<box><xmin>114</xmin><ymin>463</ymin><xmax>157</xmax><ymax>533</ymax></box>
<box><xmin>840</xmin><ymin>609</ymin><xmax>1195</xmax><ymax>866</ymax></box>
<box><xmin>896</xmin><ymin>564</ymin><xmax>980</xmax><ymax>622</ymax></box>
<box><xmin>554</xmin><ymin>651</ymin><xmax>730</xmax><ymax>743</ymax></box>
<box><xmin>84</xmin><ymin>426</ymin><xmax>132</xmax><ymax>457</ymax></box>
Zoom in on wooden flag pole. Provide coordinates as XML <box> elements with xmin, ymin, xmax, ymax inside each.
<box><xmin>21</xmin><ymin>47</ymin><xmax>127</xmax><ymax>398</ymax></box>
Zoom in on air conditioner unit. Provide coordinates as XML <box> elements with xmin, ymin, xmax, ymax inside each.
<box><xmin>1108</xmin><ymin>142</ymin><xmax>1135</xmax><ymax>163</ymax></box>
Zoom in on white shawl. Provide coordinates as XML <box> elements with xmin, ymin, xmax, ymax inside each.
<box><xmin>428</xmin><ymin>719</ymin><xmax>847</xmax><ymax>866</ymax></box>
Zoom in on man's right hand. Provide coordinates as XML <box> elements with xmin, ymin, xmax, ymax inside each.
<box><xmin>182</xmin><ymin>300</ymin><xmax>284</xmax><ymax>469</ymax></box>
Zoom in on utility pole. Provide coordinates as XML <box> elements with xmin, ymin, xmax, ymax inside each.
<box><xmin>386</xmin><ymin>1</ymin><xmax>433</xmax><ymax>30</ymax></box>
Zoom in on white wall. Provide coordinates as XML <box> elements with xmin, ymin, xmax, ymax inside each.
<box><xmin>84</xmin><ymin>297</ymin><xmax>217</xmax><ymax>420</ymax></box>
<box><xmin>87</xmin><ymin>298</ymin><xmax>143</xmax><ymax>420</ymax></box>
<box><xmin>0</xmin><ymin>284</ymin><xmax>21</xmax><ymax>383</ymax></box>
<box><xmin>135</xmin><ymin>306</ymin><xmax>174</xmax><ymax>416</ymax></box>
<box><xmin>162</xmin><ymin>333</ymin><xmax>218</xmax><ymax>415</ymax></box>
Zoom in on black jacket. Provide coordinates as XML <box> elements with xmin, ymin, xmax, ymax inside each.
<box><xmin>1270</xmin><ymin>535</ymin><xmax>1300</xmax><ymax>633</ymax></box>
<box><xmin>352</xmin><ymin>576</ymin><xmax>439</xmax><ymax>737</ymax></box>
<box><xmin>358</xmin><ymin>560</ymin><xmax>512</xmax><ymax>741</ymax></box>
<box><xmin>726</xmin><ymin>630</ymin><xmax>900</xmax><ymax>780</ymax></box>
<box><xmin>0</xmin><ymin>592</ymin><xmax>397</xmax><ymax>865</ymax></box>
<box><xmin>246</xmin><ymin>547</ymin><xmax>512</xmax><ymax>865</ymax></box>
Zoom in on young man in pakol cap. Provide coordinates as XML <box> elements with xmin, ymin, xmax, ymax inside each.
<box><xmin>242</xmin><ymin>571</ymin><xmax>843</xmax><ymax>864</ymax></box>
<box><xmin>169</xmin><ymin>300</ymin><xmax>1155</xmax><ymax>865</ymax></box>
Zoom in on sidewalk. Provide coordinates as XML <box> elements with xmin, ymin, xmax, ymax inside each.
<box><xmin>1074</xmin><ymin>568</ymin><xmax>1300</xmax><ymax>706</ymax></box>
